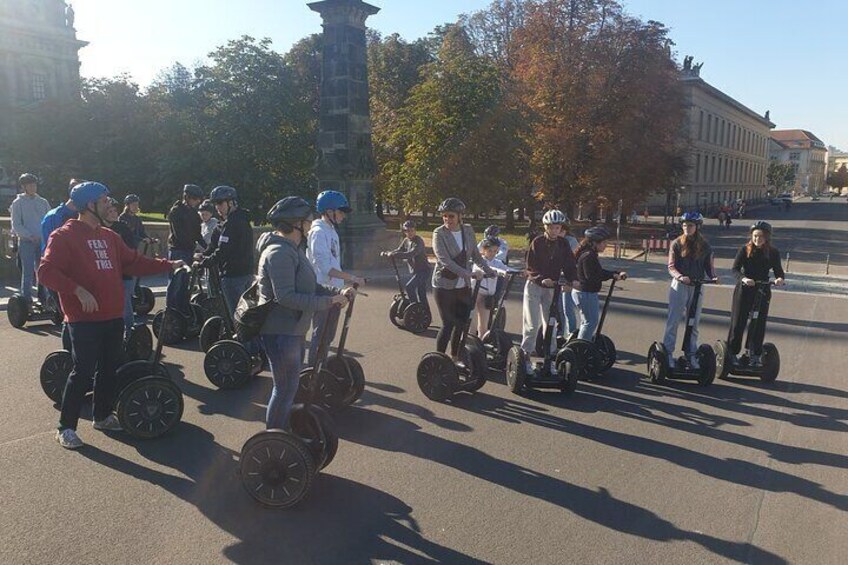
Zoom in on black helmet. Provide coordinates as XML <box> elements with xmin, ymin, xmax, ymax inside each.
<box><xmin>751</xmin><ymin>221</ymin><xmax>772</xmax><ymax>234</ymax></box>
<box><xmin>267</xmin><ymin>196</ymin><xmax>313</xmax><ymax>225</ymax></box>
<box><xmin>481</xmin><ymin>237</ymin><xmax>501</xmax><ymax>249</ymax></box>
<box><xmin>209</xmin><ymin>185</ymin><xmax>237</xmax><ymax>203</ymax></box>
<box><xmin>584</xmin><ymin>226</ymin><xmax>611</xmax><ymax>242</ymax></box>
<box><xmin>106</xmin><ymin>197</ymin><xmax>120</xmax><ymax>209</ymax></box>
<box><xmin>183</xmin><ymin>184</ymin><xmax>204</xmax><ymax>199</ymax></box>
<box><xmin>437</xmin><ymin>197</ymin><xmax>466</xmax><ymax>214</ymax></box>
<box><xmin>18</xmin><ymin>173</ymin><xmax>38</xmax><ymax>186</ymax></box>
<box><xmin>124</xmin><ymin>194</ymin><xmax>140</xmax><ymax>205</ymax></box>
<box><xmin>198</xmin><ymin>199</ymin><xmax>216</xmax><ymax>214</ymax></box>
<box><xmin>484</xmin><ymin>225</ymin><xmax>500</xmax><ymax>238</ymax></box>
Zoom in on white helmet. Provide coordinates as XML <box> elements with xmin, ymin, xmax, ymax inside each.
<box><xmin>542</xmin><ymin>209</ymin><xmax>567</xmax><ymax>225</ymax></box>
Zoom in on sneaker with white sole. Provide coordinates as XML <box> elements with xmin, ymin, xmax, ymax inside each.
<box><xmin>93</xmin><ymin>414</ymin><xmax>123</xmax><ymax>432</ymax></box>
<box><xmin>56</xmin><ymin>429</ymin><xmax>83</xmax><ymax>449</ymax></box>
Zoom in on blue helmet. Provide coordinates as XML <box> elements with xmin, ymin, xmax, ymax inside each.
<box><xmin>209</xmin><ymin>185</ymin><xmax>238</xmax><ymax>203</ymax></box>
<box><xmin>71</xmin><ymin>182</ymin><xmax>110</xmax><ymax>210</ymax></box>
<box><xmin>316</xmin><ymin>190</ymin><xmax>351</xmax><ymax>213</ymax></box>
<box><xmin>680</xmin><ymin>211</ymin><xmax>703</xmax><ymax>225</ymax></box>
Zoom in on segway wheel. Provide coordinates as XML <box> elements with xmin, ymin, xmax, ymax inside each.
<box><xmin>134</xmin><ymin>286</ymin><xmax>156</xmax><ymax>316</ymax></box>
<box><xmin>199</xmin><ymin>316</ymin><xmax>226</xmax><ymax>353</ymax></box>
<box><xmin>152</xmin><ymin>309</ymin><xmax>187</xmax><ymax>345</ymax></box>
<box><xmin>40</xmin><ymin>350</ymin><xmax>73</xmax><ymax>404</ymax></box>
<box><xmin>461</xmin><ymin>340</ymin><xmax>488</xmax><ymax>393</ymax></box>
<box><xmin>506</xmin><ymin>346</ymin><xmax>528</xmax><ymax>394</ymax></box>
<box><xmin>116</xmin><ymin>376</ymin><xmax>184</xmax><ymax>439</ymax></box>
<box><xmin>760</xmin><ymin>343</ymin><xmax>780</xmax><ymax>383</ymax></box>
<box><xmin>204</xmin><ymin>340</ymin><xmax>253</xmax><ymax>389</ymax></box>
<box><xmin>714</xmin><ymin>340</ymin><xmax>731</xmax><ymax>380</ymax></box>
<box><xmin>695</xmin><ymin>344</ymin><xmax>717</xmax><ymax>387</ymax></box>
<box><xmin>482</xmin><ymin>329</ymin><xmax>513</xmax><ymax>370</ymax></box>
<box><xmin>324</xmin><ymin>355</ymin><xmax>365</xmax><ymax>406</ymax></box>
<box><xmin>125</xmin><ymin>324</ymin><xmax>153</xmax><ymax>361</ymax></box>
<box><xmin>200</xmin><ymin>296</ymin><xmax>225</xmax><ymax>321</ymax></box>
<box><xmin>388</xmin><ymin>296</ymin><xmax>405</xmax><ymax>329</ymax></box>
<box><xmin>240</xmin><ymin>430</ymin><xmax>315</xmax><ymax>509</ymax></box>
<box><xmin>417</xmin><ymin>352</ymin><xmax>458</xmax><ymax>401</ymax></box>
<box><xmin>564</xmin><ymin>339</ymin><xmax>599</xmax><ymax>381</ymax></box>
<box><xmin>116</xmin><ymin>360</ymin><xmax>171</xmax><ymax>390</ymax></box>
<box><xmin>647</xmin><ymin>342</ymin><xmax>668</xmax><ymax>384</ymax></box>
<box><xmin>295</xmin><ymin>368</ymin><xmax>348</xmax><ymax>412</ymax></box>
<box><xmin>556</xmin><ymin>348</ymin><xmax>579</xmax><ymax>395</ymax></box>
<box><xmin>7</xmin><ymin>295</ymin><xmax>28</xmax><ymax>329</ymax></box>
<box><xmin>595</xmin><ymin>334</ymin><xmax>617</xmax><ymax>373</ymax></box>
<box><xmin>403</xmin><ymin>302</ymin><xmax>431</xmax><ymax>334</ymax></box>
<box><xmin>290</xmin><ymin>404</ymin><xmax>339</xmax><ymax>470</ymax></box>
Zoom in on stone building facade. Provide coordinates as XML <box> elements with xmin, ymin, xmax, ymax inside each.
<box><xmin>0</xmin><ymin>0</ymin><xmax>86</xmax><ymax>187</ymax></box>
<box><xmin>768</xmin><ymin>130</ymin><xmax>827</xmax><ymax>194</ymax></box>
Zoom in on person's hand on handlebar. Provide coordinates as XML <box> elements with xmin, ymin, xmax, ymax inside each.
<box><xmin>742</xmin><ymin>277</ymin><xmax>755</xmax><ymax>287</ymax></box>
<box><xmin>614</xmin><ymin>272</ymin><xmax>627</xmax><ymax>281</ymax></box>
<box><xmin>349</xmin><ymin>275</ymin><xmax>367</xmax><ymax>286</ymax></box>
<box><xmin>774</xmin><ymin>277</ymin><xmax>785</xmax><ymax>286</ymax></box>
<box><xmin>540</xmin><ymin>278</ymin><xmax>556</xmax><ymax>288</ymax></box>
<box><xmin>170</xmin><ymin>260</ymin><xmax>186</xmax><ymax>270</ymax></box>
<box><xmin>678</xmin><ymin>275</ymin><xmax>691</xmax><ymax>285</ymax></box>
<box><xmin>330</xmin><ymin>294</ymin><xmax>349</xmax><ymax>307</ymax></box>
<box><xmin>341</xmin><ymin>286</ymin><xmax>358</xmax><ymax>299</ymax></box>
<box><xmin>472</xmin><ymin>271</ymin><xmax>485</xmax><ymax>281</ymax></box>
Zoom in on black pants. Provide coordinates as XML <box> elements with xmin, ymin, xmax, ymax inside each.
<box><xmin>434</xmin><ymin>287</ymin><xmax>472</xmax><ymax>356</ymax></box>
<box><xmin>60</xmin><ymin>319</ymin><xmax>125</xmax><ymax>431</ymax></box>
<box><xmin>727</xmin><ymin>284</ymin><xmax>771</xmax><ymax>355</ymax></box>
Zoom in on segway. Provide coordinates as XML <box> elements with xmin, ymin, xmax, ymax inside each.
<box><xmin>647</xmin><ymin>279</ymin><xmax>718</xmax><ymax>387</ymax></box>
<box><xmin>202</xmin><ymin>286</ymin><xmax>266</xmax><ymax>389</ymax></box>
<box><xmin>563</xmin><ymin>281</ymin><xmax>622</xmax><ymax>381</ymax></box>
<box><xmin>417</xmin><ymin>277</ymin><xmax>489</xmax><ymax>402</ymax></box>
<box><xmin>39</xmin><ymin>322</ymin><xmax>154</xmax><ymax>404</ymax></box>
<box><xmin>296</xmin><ymin>284</ymin><xmax>366</xmax><ymax>411</ymax></box>
<box><xmin>151</xmin><ymin>265</ymin><xmax>206</xmax><ymax>344</ymax></box>
<box><xmin>506</xmin><ymin>280</ymin><xmax>580</xmax><ymax>395</ymax></box>
<box><xmin>239</xmin><ymin>304</ymin><xmax>340</xmax><ymax>508</ymax></box>
<box><xmin>715</xmin><ymin>280</ymin><xmax>781</xmax><ymax>383</ymax></box>
<box><xmin>387</xmin><ymin>257</ymin><xmax>431</xmax><ymax>334</ymax></box>
<box><xmin>131</xmin><ymin>240</ymin><xmax>156</xmax><ymax>316</ymax></box>
<box><xmin>196</xmin><ymin>265</ymin><xmax>228</xmax><ymax>324</ymax></box>
<box><xmin>481</xmin><ymin>271</ymin><xmax>518</xmax><ymax>370</ymax></box>
<box><xmin>6</xmin><ymin>292</ymin><xmax>63</xmax><ymax>329</ymax></box>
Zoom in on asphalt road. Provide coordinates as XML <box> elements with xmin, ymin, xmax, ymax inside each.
<box><xmin>1</xmin><ymin>200</ymin><xmax>846</xmax><ymax>564</ymax></box>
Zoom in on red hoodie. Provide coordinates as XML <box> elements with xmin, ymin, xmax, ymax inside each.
<box><xmin>38</xmin><ymin>219</ymin><xmax>172</xmax><ymax>323</ymax></box>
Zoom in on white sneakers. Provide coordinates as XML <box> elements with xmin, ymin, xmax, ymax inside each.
<box><xmin>93</xmin><ymin>414</ymin><xmax>122</xmax><ymax>432</ymax></box>
<box><xmin>56</xmin><ymin>429</ymin><xmax>83</xmax><ymax>449</ymax></box>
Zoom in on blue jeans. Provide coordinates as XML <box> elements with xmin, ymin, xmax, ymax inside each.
<box><xmin>308</xmin><ymin>306</ymin><xmax>341</xmax><ymax>366</ymax></box>
<box><xmin>572</xmin><ymin>290</ymin><xmax>600</xmax><ymax>341</ymax></box>
<box><xmin>405</xmin><ymin>269</ymin><xmax>430</xmax><ymax>305</ymax></box>
<box><xmin>122</xmin><ymin>279</ymin><xmax>135</xmax><ymax>338</ymax></box>
<box><xmin>559</xmin><ymin>289</ymin><xmax>578</xmax><ymax>335</ymax></box>
<box><xmin>18</xmin><ymin>239</ymin><xmax>40</xmax><ymax>303</ymax></box>
<box><xmin>220</xmin><ymin>275</ymin><xmax>253</xmax><ymax>317</ymax></box>
<box><xmin>60</xmin><ymin>319</ymin><xmax>124</xmax><ymax>431</ymax></box>
<box><xmin>262</xmin><ymin>334</ymin><xmax>304</xmax><ymax>430</ymax></box>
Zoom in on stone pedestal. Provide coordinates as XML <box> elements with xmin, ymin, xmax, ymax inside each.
<box><xmin>309</xmin><ymin>0</ymin><xmax>389</xmax><ymax>270</ymax></box>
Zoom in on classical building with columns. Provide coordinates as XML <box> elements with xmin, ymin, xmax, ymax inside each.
<box><xmin>0</xmin><ymin>0</ymin><xmax>85</xmax><ymax>188</ymax></box>
<box><xmin>644</xmin><ymin>60</ymin><xmax>774</xmax><ymax>215</ymax></box>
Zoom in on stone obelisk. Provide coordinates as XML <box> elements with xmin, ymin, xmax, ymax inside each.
<box><xmin>309</xmin><ymin>0</ymin><xmax>386</xmax><ymax>270</ymax></box>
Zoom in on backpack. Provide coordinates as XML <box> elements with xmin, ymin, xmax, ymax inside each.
<box><xmin>233</xmin><ymin>279</ymin><xmax>275</xmax><ymax>342</ymax></box>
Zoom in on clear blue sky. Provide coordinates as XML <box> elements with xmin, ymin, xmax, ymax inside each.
<box><xmin>73</xmin><ymin>0</ymin><xmax>847</xmax><ymax>150</ymax></box>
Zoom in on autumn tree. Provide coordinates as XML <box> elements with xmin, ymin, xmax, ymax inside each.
<box><xmin>767</xmin><ymin>161</ymin><xmax>796</xmax><ymax>192</ymax></box>
<box><xmin>826</xmin><ymin>164</ymin><xmax>848</xmax><ymax>193</ymax></box>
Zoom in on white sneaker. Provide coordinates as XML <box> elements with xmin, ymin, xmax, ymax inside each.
<box><xmin>93</xmin><ymin>414</ymin><xmax>123</xmax><ymax>432</ymax></box>
<box><xmin>56</xmin><ymin>429</ymin><xmax>83</xmax><ymax>449</ymax></box>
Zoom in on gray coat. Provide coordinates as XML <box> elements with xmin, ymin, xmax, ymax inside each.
<box><xmin>257</xmin><ymin>233</ymin><xmax>336</xmax><ymax>336</ymax></box>
<box><xmin>431</xmin><ymin>224</ymin><xmax>494</xmax><ymax>289</ymax></box>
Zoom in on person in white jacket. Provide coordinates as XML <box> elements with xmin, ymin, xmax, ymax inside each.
<box><xmin>306</xmin><ymin>190</ymin><xmax>365</xmax><ymax>365</ymax></box>
<box><xmin>9</xmin><ymin>173</ymin><xmax>51</xmax><ymax>306</ymax></box>
<box><xmin>473</xmin><ymin>237</ymin><xmax>518</xmax><ymax>337</ymax></box>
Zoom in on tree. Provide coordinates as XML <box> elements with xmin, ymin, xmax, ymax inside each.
<box><xmin>768</xmin><ymin>161</ymin><xmax>796</xmax><ymax>192</ymax></box>
<box><xmin>826</xmin><ymin>164</ymin><xmax>848</xmax><ymax>193</ymax></box>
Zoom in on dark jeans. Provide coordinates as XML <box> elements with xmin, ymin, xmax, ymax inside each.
<box><xmin>728</xmin><ymin>284</ymin><xmax>771</xmax><ymax>355</ymax></box>
<box><xmin>434</xmin><ymin>287</ymin><xmax>473</xmax><ymax>356</ymax></box>
<box><xmin>405</xmin><ymin>269</ymin><xmax>431</xmax><ymax>306</ymax></box>
<box><xmin>59</xmin><ymin>319</ymin><xmax>125</xmax><ymax>431</ymax></box>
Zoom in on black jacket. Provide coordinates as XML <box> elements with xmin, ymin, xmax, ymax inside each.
<box><xmin>200</xmin><ymin>207</ymin><xmax>254</xmax><ymax>278</ymax></box>
<box><xmin>731</xmin><ymin>244</ymin><xmax>784</xmax><ymax>283</ymax></box>
<box><xmin>574</xmin><ymin>247</ymin><xmax>616</xmax><ymax>293</ymax></box>
<box><xmin>167</xmin><ymin>201</ymin><xmax>204</xmax><ymax>252</ymax></box>
<box><xmin>391</xmin><ymin>235</ymin><xmax>430</xmax><ymax>273</ymax></box>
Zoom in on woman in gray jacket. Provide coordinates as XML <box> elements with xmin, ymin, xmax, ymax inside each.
<box><xmin>431</xmin><ymin>197</ymin><xmax>494</xmax><ymax>360</ymax></box>
<box><xmin>257</xmin><ymin>197</ymin><xmax>352</xmax><ymax>429</ymax></box>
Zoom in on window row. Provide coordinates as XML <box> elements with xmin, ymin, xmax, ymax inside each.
<box><xmin>697</xmin><ymin>109</ymin><xmax>766</xmax><ymax>156</ymax></box>
<box><xmin>694</xmin><ymin>153</ymin><xmax>765</xmax><ymax>186</ymax></box>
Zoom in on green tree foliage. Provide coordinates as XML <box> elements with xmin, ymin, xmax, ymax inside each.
<box><xmin>767</xmin><ymin>161</ymin><xmax>796</xmax><ymax>192</ymax></box>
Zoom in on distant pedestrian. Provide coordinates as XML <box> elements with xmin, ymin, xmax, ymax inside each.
<box><xmin>9</xmin><ymin>173</ymin><xmax>51</xmax><ymax>306</ymax></box>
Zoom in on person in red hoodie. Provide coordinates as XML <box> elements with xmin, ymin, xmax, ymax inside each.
<box><xmin>38</xmin><ymin>182</ymin><xmax>183</xmax><ymax>450</ymax></box>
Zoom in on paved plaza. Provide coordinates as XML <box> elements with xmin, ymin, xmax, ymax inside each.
<box><xmin>1</xmin><ymin>200</ymin><xmax>846</xmax><ymax>564</ymax></box>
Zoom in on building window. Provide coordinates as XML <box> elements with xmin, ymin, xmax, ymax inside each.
<box><xmin>31</xmin><ymin>73</ymin><xmax>47</xmax><ymax>101</ymax></box>
<box><xmin>789</xmin><ymin>152</ymin><xmax>800</xmax><ymax>161</ymax></box>
<box><xmin>695</xmin><ymin>154</ymin><xmax>701</xmax><ymax>182</ymax></box>
<box><xmin>698</xmin><ymin>111</ymin><xmax>704</xmax><ymax>141</ymax></box>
